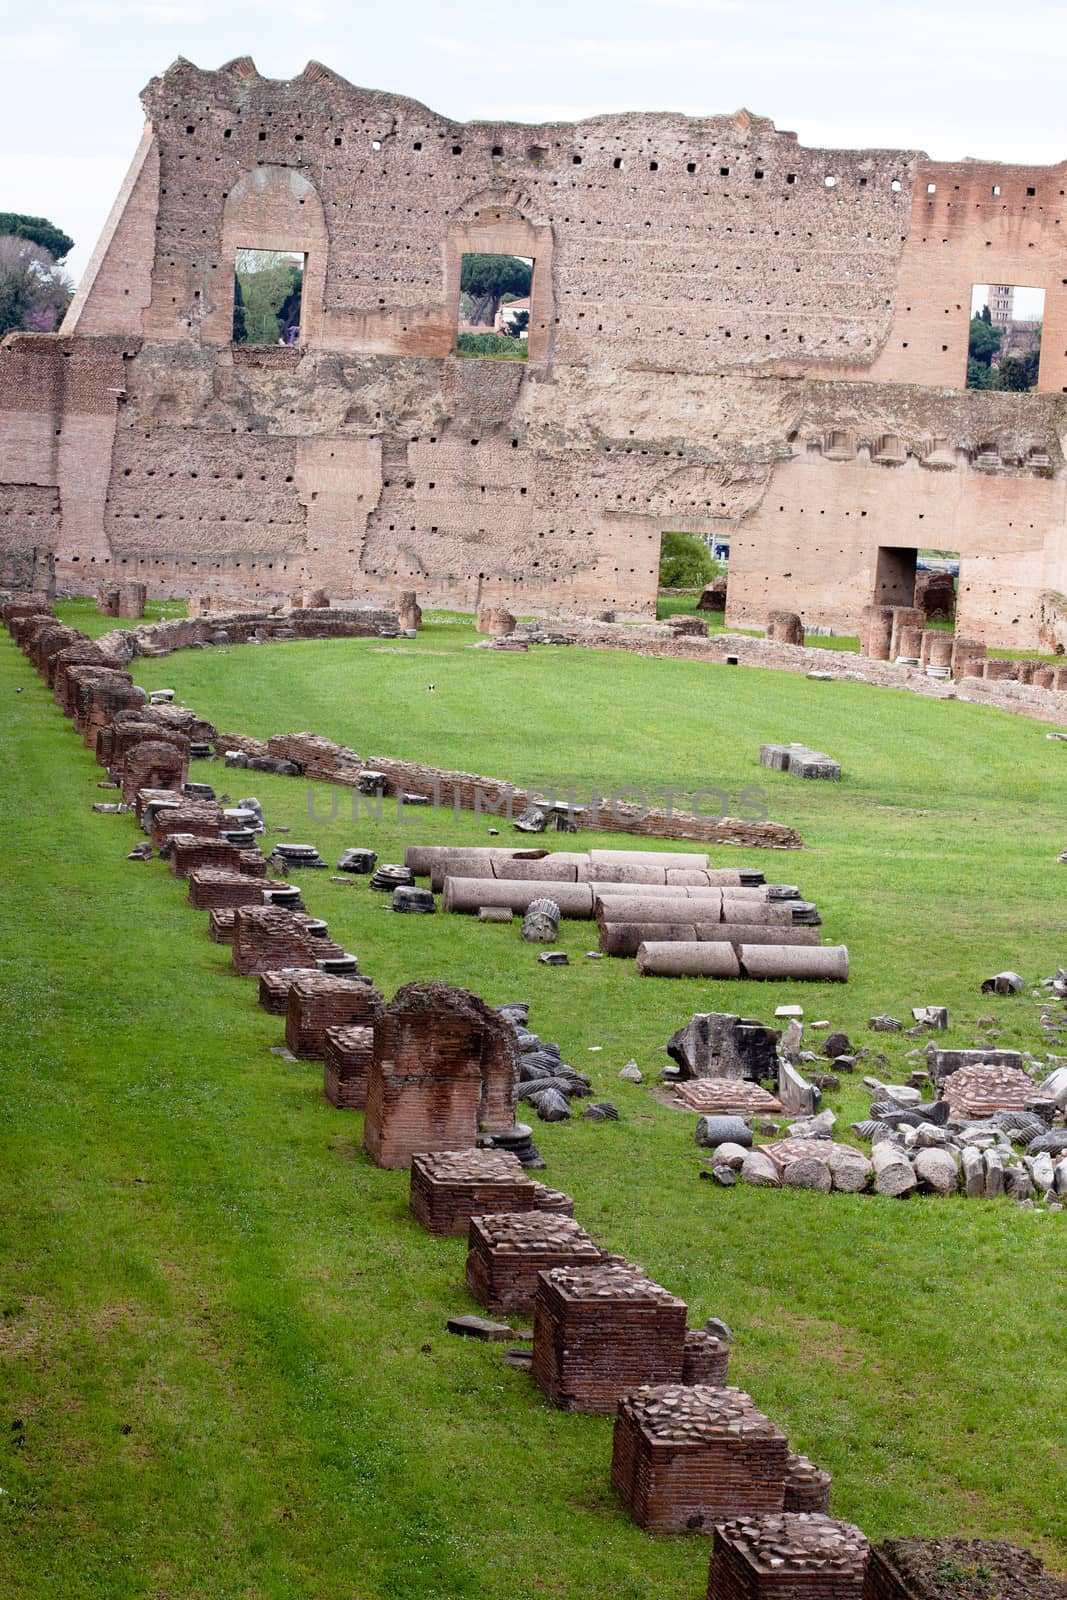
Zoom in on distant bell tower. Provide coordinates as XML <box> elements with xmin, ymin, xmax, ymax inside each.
<box><xmin>989</xmin><ymin>283</ymin><xmax>1015</xmax><ymax>330</ymax></box>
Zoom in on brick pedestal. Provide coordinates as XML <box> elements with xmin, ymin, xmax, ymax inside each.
<box><xmin>708</xmin><ymin>1515</ymin><xmax>868</xmax><ymax>1600</ymax></box>
<box><xmin>409</xmin><ymin>1149</ymin><xmax>541</xmax><ymax>1236</ymax></box>
<box><xmin>612</xmin><ymin>1384</ymin><xmax>788</xmax><ymax>1532</ymax></box>
<box><xmin>531</xmin><ymin>1261</ymin><xmax>687</xmax><ymax>1412</ymax></box>
<box><xmin>258</xmin><ymin>969</ymin><xmax>313</xmax><ymax>1014</ymax></box>
<box><xmin>207</xmin><ymin>908</ymin><xmax>236</xmax><ymax>943</ymax></box>
<box><xmin>232</xmin><ymin>906</ymin><xmax>344</xmax><ymax>976</ymax></box>
<box><xmin>122</xmin><ymin>739</ymin><xmax>186</xmax><ymax>803</ymax></box>
<box><xmin>363</xmin><ymin>982</ymin><xmax>520</xmax><ymax>1169</ymax></box>
<box><xmin>284</xmin><ymin>973</ymin><xmax>382</xmax><ymax>1059</ymax></box>
<box><xmin>170</xmin><ymin>834</ymin><xmax>243</xmax><ymax>878</ymax></box>
<box><xmin>189</xmin><ymin>870</ymin><xmax>282</xmax><ymax>910</ymax></box>
<box><xmin>465</xmin><ymin>1211</ymin><xmax>602</xmax><ymax>1314</ymax></box>
<box><xmin>323</xmin><ymin>1025</ymin><xmax>376</xmax><ymax>1107</ymax></box>
<box><xmin>150</xmin><ymin>802</ymin><xmax>222</xmax><ymax>848</ymax></box>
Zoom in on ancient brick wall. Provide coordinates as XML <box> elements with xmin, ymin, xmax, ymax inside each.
<box><xmin>1</xmin><ymin>56</ymin><xmax>1066</xmax><ymax>639</ymax></box>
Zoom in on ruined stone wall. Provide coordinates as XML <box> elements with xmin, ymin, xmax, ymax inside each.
<box><xmin>0</xmin><ymin>56</ymin><xmax>1065</xmax><ymax>638</ymax></box>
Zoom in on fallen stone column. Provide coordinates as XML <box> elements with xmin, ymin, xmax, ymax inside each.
<box><xmin>607</xmin><ymin>921</ymin><xmax>819</xmax><ymax>953</ymax></box>
<box><xmin>593</xmin><ymin>881</ymin><xmax>764</xmax><ymax>901</ymax></box>
<box><xmin>442</xmin><ymin>877</ymin><xmax>595</xmax><ymax>916</ymax></box>
<box><xmin>738</xmin><ymin>944</ymin><xmax>849</xmax><ymax>981</ymax></box>
<box><xmin>587</xmin><ymin>848</ymin><xmax>708</xmax><ymax>869</ymax></box>
<box><xmin>575</xmin><ymin>862</ymin><xmax>670</xmax><ymax>884</ymax></box>
<box><xmin>636</xmin><ymin>942</ymin><xmax>742</xmax><ymax>978</ymax></box>
<box><xmin>600</xmin><ymin>921</ymin><xmax>698</xmax><ymax>956</ymax></box>
<box><xmin>493</xmin><ymin>855</ymin><xmax>586</xmax><ymax>882</ymax></box>
<box><xmin>871</xmin><ymin>1142</ymin><xmax>917</xmax><ymax>1197</ymax></box>
<box><xmin>594</xmin><ymin>892</ymin><xmax>724</xmax><ymax>924</ymax></box>
<box><xmin>720</xmin><ymin>898</ymin><xmax>795</xmax><ymax>924</ymax></box>
<box><xmin>429</xmin><ymin>851</ymin><xmax>569</xmax><ymax>891</ymax></box>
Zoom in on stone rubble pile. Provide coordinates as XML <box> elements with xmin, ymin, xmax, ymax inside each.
<box><xmin>501</xmin><ymin>1002</ymin><xmax>595</xmax><ymax>1122</ymax></box>
<box><xmin>657</xmin><ymin>997</ymin><xmax>1067</xmax><ymax>1205</ymax></box>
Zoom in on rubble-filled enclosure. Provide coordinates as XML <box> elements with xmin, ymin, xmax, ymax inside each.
<box><xmin>3</xmin><ymin>58</ymin><xmax>1067</xmax><ymax>643</ymax></box>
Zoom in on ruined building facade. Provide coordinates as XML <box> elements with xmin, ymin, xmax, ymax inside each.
<box><xmin>2</xmin><ymin>57</ymin><xmax>1067</xmax><ymax>645</ymax></box>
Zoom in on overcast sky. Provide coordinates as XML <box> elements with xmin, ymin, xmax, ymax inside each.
<box><xmin>3</xmin><ymin>0</ymin><xmax>1067</xmax><ymax>281</ymax></box>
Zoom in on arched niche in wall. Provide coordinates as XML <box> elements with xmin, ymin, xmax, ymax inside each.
<box><xmin>203</xmin><ymin>164</ymin><xmax>327</xmax><ymax>346</ymax></box>
<box><xmin>445</xmin><ymin>191</ymin><xmax>553</xmax><ymax>365</ymax></box>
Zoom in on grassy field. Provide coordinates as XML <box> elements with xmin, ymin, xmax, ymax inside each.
<box><xmin>3</xmin><ymin>614</ymin><xmax>1067</xmax><ymax>1598</ymax></box>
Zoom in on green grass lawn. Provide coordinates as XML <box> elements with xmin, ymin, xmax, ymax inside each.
<box><xmin>3</xmin><ymin>615</ymin><xmax>1067</xmax><ymax>1598</ymax></box>
<box><xmin>55</xmin><ymin>596</ymin><xmax>187</xmax><ymax>640</ymax></box>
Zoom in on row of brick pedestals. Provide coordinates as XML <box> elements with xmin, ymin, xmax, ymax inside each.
<box><xmin>6</xmin><ymin>601</ymin><xmax>1048</xmax><ymax>1599</ymax></box>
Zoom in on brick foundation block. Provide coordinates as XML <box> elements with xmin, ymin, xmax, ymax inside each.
<box><xmin>465</xmin><ymin>1211</ymin><xmax>602</xmax><ymax>1315</ymax></box>
<box><xmin>532</xmin><ymin>1260</ymin><xmax>687</xmax><ymax>1412</ymax></box>
<box><xmin>708</xmin><ymin>1514</ymin><xmax>868</xmax><ymax>1600</ymax></box>
<box><xmin>612</xmin><ymin>1383</ymin><xmax>788</xmax><ymax>1532</ymax></box>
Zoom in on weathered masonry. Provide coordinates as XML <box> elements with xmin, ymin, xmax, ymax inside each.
<box><xmin>2</xmin><ymin>56</ymin><xmax>1067</xmax><ymax>644</ymax></box>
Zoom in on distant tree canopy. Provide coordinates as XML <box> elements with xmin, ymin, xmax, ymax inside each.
<box><xmin>658</xmin><ymin>530</ymin><xmax>717</xmax><ymax>589</ymax></box>
<box><xmin>459</xmin><ymin>254</ymin><xmax>531</xmax><ymax>325</ymax></box>
<box><xmin>233</xmin><ymin>250</ymin><xmax>303</xmax><ymax>344</ymax></box>
<box><xmin>0</xmin><ymin>213</ymin><xmax>73</xmax><ymax>262</ymax></box>
<box><xmin>997</xmin><ymin>349</ymin><xmax>1041</xmax><ymax>391</ymax></box>
<box><xmin>0</xmin><ymin>236</ymin><xmax>73</xmax><ymax>337</ymax></box>
<box><xmin>967</xmin><ymin>313</ymin><xmax>1040</xmax><ymax>392</ymax></box>
<box><xmin>968</xmin><ymin>315</ymin><xmax>1002</xmax><ymax>368</ymax></box>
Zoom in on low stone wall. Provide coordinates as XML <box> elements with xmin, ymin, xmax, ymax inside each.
<box><xmin>95</xmin><ymin>605</ymin><xmax>399</xmax><ymax>662</ymax></box>
<box><xmin>214</xmin><ymin>733</ymin><xmax>803</xmax><ymax>849</ymax></box>
<box><xmin>519</xmin><ymin>623</ymin><xmax>1067</xmax><ymax>730</ymax></box>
